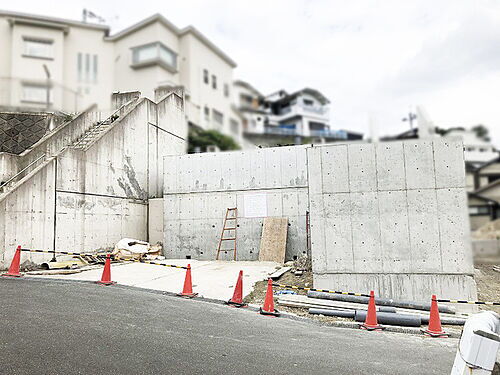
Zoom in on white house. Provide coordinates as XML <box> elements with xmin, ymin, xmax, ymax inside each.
<box><xmin>233</xmin><ymin>80</ymin><xmax>361</xmax><ymax>145</ymax></box>
<box><xmin>0</xmin><ymin>10</ymin><xmax>241</xmax><ymax>142</ymax></box>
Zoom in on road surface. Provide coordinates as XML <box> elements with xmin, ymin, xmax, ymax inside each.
<box><xmin>0</xmin><ymin>278</ymin><xmax>457</xmax><ymax>374</ymax></box>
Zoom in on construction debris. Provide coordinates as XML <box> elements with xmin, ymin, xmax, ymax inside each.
<box><xmin>269</xmin><ymin>267</ymin><xmax>291</xmax><ymax>280</ymax></box>
<box><xmin>112</xmin><ymin>238</ymin><xmax>162</xmax><ymax>260</ymax></box>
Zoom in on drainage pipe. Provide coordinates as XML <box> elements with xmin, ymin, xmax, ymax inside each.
<box><xmin>309</xmin><ymin>309</ymin><xmax>355</xmax><ymax>318</ymax></box>
<box><xmin>307</xmin><ymin>291</ymin><xmax>455</xmax><ymax>314</ymax></box>
<box><xmin>354</xmin><ymin>310</ymin><xmax>422</xmax><ymax>327</ymax></box>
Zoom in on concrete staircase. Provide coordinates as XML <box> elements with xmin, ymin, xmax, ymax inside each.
<box><xmin>0</xmin><ymin>99</ymin><xmax>138</xmax><ymax>196</ymax></box>
<box><xmin>72</xmin><ymin>113</ymin><xmax>119</xmax><ymax>150</ymax></box>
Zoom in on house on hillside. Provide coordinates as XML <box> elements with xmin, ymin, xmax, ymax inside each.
<box><xmin>233</xmin><ymin>80</ymin><xmax>362</xmax><ymax>146</ymax></box>
<box><xmin>0</xmin><ymin>10</ymin><xmax>241</xmax><ymax>144</ymax></box>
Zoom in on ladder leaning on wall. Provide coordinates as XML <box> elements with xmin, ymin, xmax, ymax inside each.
<box><xmin>216</xmin><ymin>208</ymin><xmax>237</xmax><ymax>261</ymax></box>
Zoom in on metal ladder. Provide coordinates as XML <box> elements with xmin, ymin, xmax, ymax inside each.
<box><xmin>216</xmin><ymin>207</ymin><xmax>237</xmax><ymax>260</ymax></box>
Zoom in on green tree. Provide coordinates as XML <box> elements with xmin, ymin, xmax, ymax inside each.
<box><xmin>471</xmin><ymin>124</ymin><xmax>491</xmax><ymax>142</ymax></box>
<box><xmin>187</xmin><ymin>128</ymin><xmax>240</xmax><ymax>153</ymax></box>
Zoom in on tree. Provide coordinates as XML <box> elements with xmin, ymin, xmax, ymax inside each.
<box><xmin>187</xmin><ymin>127</ymin><xmax>240</xmax><ymax>153</ymax></box>
<box><xmin>471</xmin><ymin>124</ymin><xmax>491</xmax><ymax>142</ymax></box>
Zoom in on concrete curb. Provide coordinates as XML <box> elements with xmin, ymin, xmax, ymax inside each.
<box><xmin>15</xmin><ymin>276</ymin><xmax>461</xmax><ymax>338</ymax></box>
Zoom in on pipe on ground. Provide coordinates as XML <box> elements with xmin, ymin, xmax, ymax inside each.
<box><xmin>307</xmin><ymin>291</ymin><xmax>455</xmax><ymax>314</ymax></box>
<box><xmin>354</xmin><ymin>310</ymin><xmax>422</xmax><ymax>327</ymax></box>
<box><xmin>309</xmin><ymin>309</ymin><xmax>355</xmax><ymax>318</ymax></box>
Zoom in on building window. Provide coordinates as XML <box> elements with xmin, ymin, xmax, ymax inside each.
<box><xmin>212</xmin><ymin>75</ymin><xmax>217</xmax><ymax>89</ymax></box>
<box><xmin>131</xmin><ymin>42</ymin><xmax>177</xmax><ymax>70</ymax></box>
<box><xmin>212</xmin><ymin>109</ymin><xmax>223</xmax><ymax>125</ymax></box>
<box><xmin>77</xmin><ymin>53</ymin><xmax>98</xmax><ymax>83</ymax></box>
<box><xmin>77</xmin><ymin>53</ymin><xmax>82</xmax><ymax>82</ymax></box>
<box><xmin>224</xmin><ymin>83</ymin><xmax>229</xmax><ymax>97</ymax></box>
<box><xmin>22</xmin><ymin>84</ymin><xmax>52</xmax><ymax>104</ymax></box>
<box><xmin>303</xmin><ymin>99</ymin><xmax>314</xmax><ymax>106</ymax></box>
<box><xmin>23</xmin><ymin>37</ymin><xmax>53</xmax><ymax>59</ymax></box>
<box><xmin>203</xmin><ymin>69</ymin><xmax>209</xmax><ymax>84</ymax></box>
<box><xmin>85</xmin><ymin>53</ymin><xmax>90</xmax><ymax>82</ymax></box>
<box><xmin>204</xmin><ymin>106</ymin><xmax>210</xmax><ymax>120</ymax></box>
<box><xmin>93</xmin><ymin>54</ymin><xmax>98</xmax><ymax>83</ymax></box>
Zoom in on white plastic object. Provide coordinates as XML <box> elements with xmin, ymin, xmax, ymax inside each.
<box><xmin>451</xmin><ymin>311</ymin><xmax>500</xmax><ymax>374</ymax></box>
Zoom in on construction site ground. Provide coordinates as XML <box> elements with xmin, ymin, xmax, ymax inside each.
<box><xmin>245</xmin><ymin>262</ymin><xmax>500</xmax><ymax>330</ymax></box>
<box><xmin>26</xmin><ymin>259</ymin><xmax>279</xmax><ymax>301</ymax></box>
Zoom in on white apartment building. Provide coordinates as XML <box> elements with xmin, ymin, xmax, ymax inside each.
<box><xmin>0</xmin><ymin>11</ymin><xmax>241</xmax><ymax>142</ymax></box>
<box><xmin>233</xmin><ymin>80</ymin><xmax>361</xmax><ymax>145</ymax></box>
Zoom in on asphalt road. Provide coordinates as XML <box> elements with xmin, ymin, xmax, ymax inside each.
<box><xmin>0</xmin><ymin>278</ymin><xmax>457</xmax><ymax>374</ymax></box>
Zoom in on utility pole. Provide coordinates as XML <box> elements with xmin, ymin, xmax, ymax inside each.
<box><xmin>402</xmin><ymin>111</ymin><xmax>417</xmax><ymax>130</ymax></box>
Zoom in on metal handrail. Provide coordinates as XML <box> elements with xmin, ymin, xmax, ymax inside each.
<box><xmin>0</xmin><ymin>153</ymin><xmax>46</xmax><ymax>188</ymax></box>
<box><xmin>72</xmin><ymin>99</ymin><xmax>135</xmax><ymax>149</ymax></box>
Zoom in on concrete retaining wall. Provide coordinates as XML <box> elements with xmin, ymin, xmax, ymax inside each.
<box><xmin>163</xmin><ymin>146</ymin><xmax>309</xmax><ymax>260</ymax></box>
<box><xmin>0</xmin><ymin>93</ymin><xmax>186</xmax><ymax>269</ymax></box>
<box><xmin>308</xmin><ymin>139</ymin><xmax>477</xmax><ymax>302</ymax></box>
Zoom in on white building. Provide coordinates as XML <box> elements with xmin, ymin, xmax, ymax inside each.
<box><xmin>0</xmin><ymin>10</ymin><xmax>241</xmax><ymax>143</ymax></box>
<box><xmin>444</xmin><ymin>129</ymin><xmax>498</xmax><ymax>166</ymax></box>
<box><xmin>233</xmin><ymin>80</ymin><xmax>361</xmax><ymax>145</ymax></box>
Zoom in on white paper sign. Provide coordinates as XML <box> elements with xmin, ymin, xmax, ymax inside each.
<box><xmin>244</xmin><ymin>193</ymin><xmax>268</xmax><ymax>218</ymax></box>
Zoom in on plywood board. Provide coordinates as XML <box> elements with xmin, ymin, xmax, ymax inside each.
<box><xmin>259</xmin><ymin>217</ymin><xmax>288</xmax><ymax>263</ymax></box>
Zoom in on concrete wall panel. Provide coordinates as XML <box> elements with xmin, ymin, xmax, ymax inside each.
<box><xmin>323</xmin><ymin>193</ymin><xmax>353</xmax><ymax>272</ymax></box>
<box><xmin>348</xmin><ymin>144</ymin><xmax>377</xmax><ymax>192</ymax></box>
<box><xmin>404</xmin><ymin>141</ymin><xmax>435</xmax><ymax>190</ymax></box>
<box><xmin>437</xmin><ymin>188</ymin><xmax>473</xmax><ymax>273</ymax></box>
<box><xmin>378</xmin><ymin>190</ymin><xmax>411</xmax><ymax>273</ymax></box>
<box><xmin>350</xmin><ymin>191</ymin><xmax>382</xmax><ymax>272</ymax></box>
<box><xmin>406</xmin><ymin>189</ymin><xmax>441</xmax><ymax>272</ymax></box>
<box><xmin>376</xmin><ymin>142</ymin><xmax>406</xmax><ymax>191</ymax></box>
<box><xmin>433</xmin><ymin>139</ymin><xmax>465</xmax><ymax>189</ymax></box>
<box><xmin>317</xmin><ymin>145</ymin><xmax>349</xmax><ymax>193</ymax></box>
<box><xmin>309</xmin><ymin>139</ymin><xmax>475</xmax><ymax>304</ymax></box>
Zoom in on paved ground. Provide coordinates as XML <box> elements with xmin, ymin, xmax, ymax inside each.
<box><xmin>26</xmin><ymin>259</ymin><xmax>279</xmax><ymax>300</ymax></box>
<box><xmin>0</xmin><ymin>277</ymin><xmax>458</xmax><ymax>374</ymax></box>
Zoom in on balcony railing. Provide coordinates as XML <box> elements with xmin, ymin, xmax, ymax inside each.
<box><xmin>309</xmin><ymin>129</ymin><xmax>347</xmax><ymax>139</ymax></box>
<box><xmin>263</xmin><ymin>126</ymin><xmax>298</xmax><ymax>136</ymax></box>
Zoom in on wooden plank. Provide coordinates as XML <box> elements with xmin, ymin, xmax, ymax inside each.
<box><xmin>258</xmin><ymin>217</ymin><xmax>288</xmax><ymax>263</ymax></box>
<box><xmin>269</xmin><ymin>266</ymin><xmax>291</xmax><ymax>280</ymax></box>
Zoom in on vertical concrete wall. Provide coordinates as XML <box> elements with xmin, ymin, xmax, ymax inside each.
<box><xmin>163</xmin><ymin>146</ymin><xmax>309</xmax><ymax>260</ymax></box>
<box><xmin>308</xmin><ymin>139</ymin><xmax>477</xmax><ymax>302</ymax></box>
<box><xmin>0</xmin><ymin>94</ymin><xmax>187</xmax><ymax>268</ymax></box>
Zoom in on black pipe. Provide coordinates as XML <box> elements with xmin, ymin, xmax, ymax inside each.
<box><xmin>354</xmin><ymin>310</ymin><xmax>421</xmax><ymax>327</ymax></box>
<box><xmin>309</xmin><ymin>309</ymin><xmax>355</xmax><ymax>318</ymax></box>
<box><xmin>307</xmin><ymin>291</ymin><xmax>455</xmax><ymax>314</ymax></box>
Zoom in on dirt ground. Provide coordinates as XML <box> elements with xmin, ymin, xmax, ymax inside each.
<box><xmin>246</xmin><ymin>261</ymin><xmax>500</xmax><ymax>325</ymax></box>
<box><xmin>475</xmin><ymin>263</ymin><xmax>500</xmax><ymax>314</ymax></box>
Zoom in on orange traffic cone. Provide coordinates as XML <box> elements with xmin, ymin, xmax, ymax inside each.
<box><xmin>227</xmin><ymin>270</ymin><xmax>246</xmax><ymax>307</ymax></box>
<box><xmin>259</xmin><ymin>278</ymin><xmax>280</xmax><ymax>316</ymax></box>
<box><xmin>178</xmin><ymin>264</ymin><xmax>198</xmax><ymax>297</ymax></box>
<box><xmin>96</xmin><ymin>254</ymin><xmax>115</xmax><ymax>286</ymax></box>
<box><xmin>422</xmin><ymin>295</ymin><xmax>447</xmax><ymax>337</ymax></box>
<box><xmin>2</xmin><ymin>246</ymin><xmax>22</xmax><ymax>278</ymax></box>
<box><xmin>360</xmin><ymin>290</ymin><xmax>383</xmax><ymax>330</ymax></box>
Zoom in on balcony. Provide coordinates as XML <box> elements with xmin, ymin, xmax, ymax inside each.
<box><xmin>263</xmin><ymin>126</ymin><xmax>298</xmax><ymax>136</ymax></box>
<box><xmin>309</xmin><ymin>129</ymin><xmax>348</xmax><ymax>139</ymax></box>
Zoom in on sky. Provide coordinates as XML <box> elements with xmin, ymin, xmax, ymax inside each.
<box><xmin>4</xmin><ymin>0</ymin><xmax>500</xmax><ymax>146</ymax></box>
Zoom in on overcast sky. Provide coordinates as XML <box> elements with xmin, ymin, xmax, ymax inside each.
<box><xmin>5</xmin><ymin>0</ymin><xmax>500</xmax><ymax>146</ymax></box>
